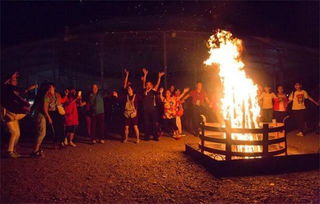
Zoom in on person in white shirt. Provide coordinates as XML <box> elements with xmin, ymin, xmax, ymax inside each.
<box><xmin>288</xmin><ymin>82</ymin><xmax>319</xmax><ymax>136</ymax></box>
<box><xmin>259</xmin><ymin>85</ymin><xmax>276</xmax><ymax>122</ymax></box>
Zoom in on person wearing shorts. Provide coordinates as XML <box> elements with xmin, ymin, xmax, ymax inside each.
<box><xmin>122</xmin><ymin>69</ymin><xmax>140</xmax><ymax>143</ymax></box>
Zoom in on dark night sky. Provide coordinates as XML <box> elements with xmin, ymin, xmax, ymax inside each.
<box><xmin>1</xmin><ymin>1</ymin><xmax>319</xmax><ymax>49</ymax></box>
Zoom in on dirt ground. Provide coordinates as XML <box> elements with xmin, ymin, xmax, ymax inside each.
<box><xmin>1</xmin><ymin>132</ymin><xmax>319</xmax><ymax>203</ymax></box>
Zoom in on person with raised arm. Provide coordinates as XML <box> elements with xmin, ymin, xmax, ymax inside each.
<box><xmin>115</xmin><ymin>69</ymin><xmax>140</xmax><ymax>143</ymax></box>
<box><xmin>288</xmin><ymin>82</ymin><xmax>319</xmax><ymax>136</ymax></box>
<box><xmin>159</xmin><ymin>87</ymin><xmax>189</xmax><ymax>139</ymax></box>
<box><xmin>141</xmin><ymin>68</ymin><xmax>164</xmax><ymax>141</ymax></box>
<box><xmin>1</xmin><ymin>72</ymin><xmax>34</xmax><ymax>158</ymax></box>
<box><xmin>63</xmin><ymin>88</ymin><xmax>85</xmax><ymax>147</ymax></box>
<box><xmin>184</xmin><ymin>81</ymin><xmax>210</xmax><ymax>136</ymax></box>
<box><xmin>123</xmin><ymin>68</ymin><xmax>130</xmax><ymax>90</ymax></box>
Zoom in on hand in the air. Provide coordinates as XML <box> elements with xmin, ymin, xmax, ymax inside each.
<box><xmin>64</xmin><ymin>89</ymin><xmax>69</xmax><ymax>96</ymax></box>
<box><xmin>183</xmin><ymin>88</ymin><xmax>190</xmax><ymax>93</ymax></box>
<box><xmin>112</xmin><ymin>91</ymin><xmax>119</xmax><ymax>98</ymax></box>
<box><xmin>142</xmin><ymin>68</ymin><xmax>148</xmax><ymax>75</ymax></box>
<box><xmin>158</xmin><ymin>72</ymin><xmax>165</xmax><ymax>77</ymax></box>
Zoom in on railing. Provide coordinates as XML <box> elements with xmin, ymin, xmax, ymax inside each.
<box><xmin>199</xmin><ymin>120</ymin><xmax>288</xmax><ymax>161</ymax></box>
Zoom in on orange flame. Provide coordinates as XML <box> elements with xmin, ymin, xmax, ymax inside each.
<box><xmin>204</xmin><ymin>30</ymin><xmax>261</xmax><ymax>154</ymax></box>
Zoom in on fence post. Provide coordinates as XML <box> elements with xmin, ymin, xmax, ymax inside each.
<box><xmin>263</xmin><ymin>124</ymin><xmax>269</xmax><ymax>157</ymax></box>
<box><xmin>200</xmin><ymin>117</ymin><xmax>205</xmax><ymax>153</ymax></box>
<box><xmin>283</xmin><ymin>116</ymin><xmax>289</xmax><ymax>156</ymax></box>
<box><xmin>225</xmin><ymin>120</ymin><xmax>231</xmax><ymax>161</ymax></box>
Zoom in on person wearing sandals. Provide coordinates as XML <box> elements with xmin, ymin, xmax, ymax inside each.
<box><xmin>31</xmin><ymin>83</ymin><xmax>55</xmax><ymax>157</ymax></box>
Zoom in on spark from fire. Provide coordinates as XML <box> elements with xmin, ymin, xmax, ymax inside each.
<box><xmin>204</xmin><ymin>30</ymin><xmax>261</xmax><ymax>153</ymax></box>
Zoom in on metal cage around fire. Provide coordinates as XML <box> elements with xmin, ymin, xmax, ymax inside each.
<box><xmin>199</xmin><ymin>120</ymin><xmax>288</xmax><ymax>161</ymax></box>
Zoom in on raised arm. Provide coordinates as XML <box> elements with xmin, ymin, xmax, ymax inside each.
<box><xmin>78</xmin><ymin>95</ymin><xmax>87</xmax><ymax>107</ymax></box>
<box><xmin>60</xmin><ymin>89</ymin><xmax>69</xmax><ymax>104</ymax></box>
<box><xmin>24</xmin><ymin>84</ymin><xmax>38</xmax><ymax>94</ymax></box>
<box><xmin>159</xmin><ymin>87</ymin><xmax>164</xmax><ymax>102</ymax></box>
<box><xmin>141</xmin><ymin>68</ymin><xmax>148</xmax><ymax>89</ymax></box>
<box><xmin>153</xmin><ymin>72</ymin><xmax>165</xmax><ymax>91</ymax></box>
<box><xmin>177</xmin><ymin>88</ymin><xmax>190</xmax><ymax>101</ymax></box>
<box><xmin>123</xmin><ymin>69</ymin><xmax>129</xmax><ymax>89</ymax></box>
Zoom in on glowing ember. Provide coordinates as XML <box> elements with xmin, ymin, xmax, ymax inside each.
<box><xmin>204</xmin><ymin>30</ymin><xmax>261</xmax><ymax>154</ymax></box>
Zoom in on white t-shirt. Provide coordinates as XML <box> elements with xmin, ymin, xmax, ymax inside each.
<box><xmin>289</xmin><ymin>90</ymin><xmax>309</xmax><ymax>110</ymax></box>
<box><xmin>260</xmin><ymin>92</ymin><xmax>276</xmax><ymax>109</ymax></box>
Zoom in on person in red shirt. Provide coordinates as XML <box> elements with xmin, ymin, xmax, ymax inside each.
<box><xmin>63</xmin><ymin>88</ymin><xmax>86</xmax><ymax>147</ymax></box>
<box><xmin>273</xmin><ymin>85</ymin><xmax>288</xmax><ymax>123</ymax></box>
<box><xmin>184</xmin><ymin>82</ymin><xmax>210</xmax><ymax>136</ymax></box>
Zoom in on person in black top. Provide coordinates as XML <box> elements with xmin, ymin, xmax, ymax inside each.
<box><xmin>141</xmin><ymin>68</ymin><xmax>165</xmax><ymax>141</ymax></box>
<box><xmin>1</xmin><ymin>72</ymin><xmax>37</xmax><ymax>158</ymax></box>
<box><xmin>114</xmin><ymin>69</ymin><xmax>140</xmax><ymax>143</ymax></box>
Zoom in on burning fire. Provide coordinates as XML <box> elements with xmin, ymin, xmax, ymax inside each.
<box><xmin>204</xmin><ymin>30</ymin><xmax>261</xmax><ymax>154</ymax></box>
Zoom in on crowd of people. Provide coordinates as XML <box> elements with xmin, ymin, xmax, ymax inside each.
<box><xmin>1</xmin><ymin>70</ymin><xmax>319</xmax><ymax>158</ymax></box>
<box><xmin>258</xmin><ymin>83</ymin><xmax>319</xmax><ymax>136</ymax></box>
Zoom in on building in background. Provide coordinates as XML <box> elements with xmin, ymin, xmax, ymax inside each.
<box><xmin>1</xmin><ymin>17</ymin><xmax>318</xmax><ymax>93</ymax></box>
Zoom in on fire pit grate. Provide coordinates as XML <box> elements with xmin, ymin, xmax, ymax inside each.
<box><xmin>199</xmin><ymin>120</ymin><xmax>287</xmax><ymax>161</ymax></box>
<box><xmin>185</xmin><ymin>118</ymin><xmax>319</xmax><ymax>177</ymax></box>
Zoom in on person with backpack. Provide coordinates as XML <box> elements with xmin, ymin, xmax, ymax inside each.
<box><xmin>288</xmin><ymin>82</ymin><xmax>319</xmax><ymax>136</ymax></box>
<box><xmin>119</xmin><ymin>69</ymin><xmax>140</xmax><ymax>143</ymax></box>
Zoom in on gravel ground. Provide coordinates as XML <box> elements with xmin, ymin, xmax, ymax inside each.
<box><xmin>1</xmin><ymin>134</ymin><xmax>319</xmax><ymax>203</ymax></box>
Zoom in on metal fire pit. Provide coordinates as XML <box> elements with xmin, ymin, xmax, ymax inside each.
<box><xmin>185</xmin><ymin>119</ymin><xmax>319</xmax><ymax>177</ymax></box>
<box><xmin>199</xmin><ymin>121</ymin><xmax>287</xmax><ymax>161</ymax></box>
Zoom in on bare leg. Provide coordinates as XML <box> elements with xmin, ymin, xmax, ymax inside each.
<box><xmin>123</xmin><ymin>125</ymin><xmax>129</xmax><ymax>142</ymax></box>
<box><xmin>69</xmin><ymin>132</ymin><xmax>76</xmax><ymax>147</ymax></box>
<box><xmin>7</xmin><ymin>120</ymin><xmax>20</xmax><ymax>152</ymax></box>
<box><xmin>176</xmin><ymin>116</ymin><xmax>182</xmax><ymax>134</ymax></box>
<box><xmin>34</xmin><ymin>114</ymin><xmax>46</xmax><ymax>152</ymax></box>
<box><xmin>133</xmin><ymin>125</ymin><xmax>140</xmax><ymax>143</ymax></box>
